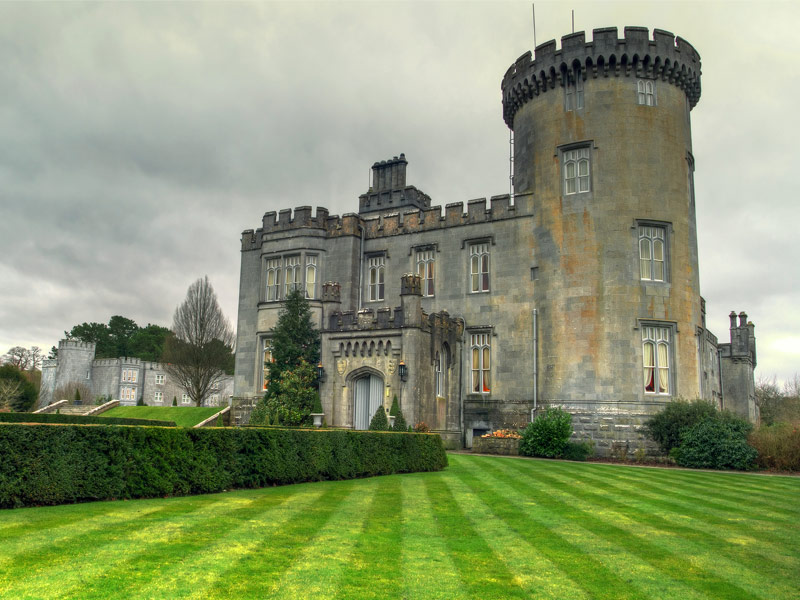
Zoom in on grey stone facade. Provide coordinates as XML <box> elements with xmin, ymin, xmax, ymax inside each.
<box><xmin>233</xmin><ymin>27</ymin><xmax>757</xmax><ymax>454</ymax></box>
<box><xmin>40</xmin><ymin>339</ymin><xmax>233</xmax><ymax>408</ymax></box>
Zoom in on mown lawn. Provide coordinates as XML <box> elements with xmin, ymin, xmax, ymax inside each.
<box><xmin>1</xmin><ymin>454</ymin><xmax>797</xmax><ymax>599</ymax></box>
<box><xmin>99</xmin><ymin>406</ymin><xmax>223</xmax><ymax>427</ymax></box>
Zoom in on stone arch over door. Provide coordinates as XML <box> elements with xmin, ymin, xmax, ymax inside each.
<box><xmin>348</xmin><ymin>367</ymin><xmax>384</xmax><ymax>430</ymax></box>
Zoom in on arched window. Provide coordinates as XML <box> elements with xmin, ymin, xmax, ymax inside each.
<box><xmin>637</xmin><ymin>79</ymin><xmax>655</xmax><ymax>106</ymax></box>
<box><xmin>563</xmin><ymin>148</ymin><xmax>590</xmax><ymax>194</ymax></box>
<box><xmin>368</xmin><ymin>256</ymin><xmax>385</xmax><ymax>301</ymax></box>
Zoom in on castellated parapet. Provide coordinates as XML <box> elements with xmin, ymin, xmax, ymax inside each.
<box><xmin>240</xmin><ymin>193</ymin><xmax>532</xmax><ymax>250</ymax></box>
<box><xmin>502</xmin><ymin>27</ymin><xmax>701</xmax><ymax>127</ymax></box>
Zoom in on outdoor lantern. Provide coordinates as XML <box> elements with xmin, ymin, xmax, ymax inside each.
<box><xmin>316</xmin><ymin>362</ymin><xmax>325</xmax><ymax>382</ymax></box>
<box><xmin>398</xmin><ymin>359</ymin><xmax>408</xmax><ymax>382</ymax></box>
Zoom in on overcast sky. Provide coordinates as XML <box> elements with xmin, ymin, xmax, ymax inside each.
<box><xmin>1</xmin><ymin>1</ymin><xmax>797</xmax><ymax>385</ymax></box>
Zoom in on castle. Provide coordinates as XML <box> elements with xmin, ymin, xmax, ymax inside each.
<box><xmin>233</xmin><ymin>27</ymin><xmax>757</xmax><ymax>452</ymax></box>
<box><xmin>40</xmin><ymin>339</ymin><xmax>234</xmax><ymax>408</ymax></box>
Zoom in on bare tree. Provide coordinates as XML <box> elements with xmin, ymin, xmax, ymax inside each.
<box><xmin>3</xmin><ymin>346</ymin><xmax>30</xmax><ymax>370</ymax></box>
<box><xmin>162</xmin><ymin>276</ymin><xmax>234</xmax><ymax>406</ymax></box>
<box><xmin>29</xmin><ymin>346</ymin><xmax>42</xmax><ymax>371</ymax></box>
<box><xmin>0</xmin><ymin>379</ymin><xmax>22</xmax><ymax>411</ymax></box>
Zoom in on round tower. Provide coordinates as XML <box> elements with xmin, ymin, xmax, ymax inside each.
<box><xmin>501</xmin><ymin>27</ymin><xmax>703</xmax><ymax>441</ymax></box>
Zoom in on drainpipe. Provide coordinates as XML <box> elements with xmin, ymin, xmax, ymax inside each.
<box><xmin>357</xmin><ymin>224</ymin><xmax>365</xmax><ymax>310</ymax></box>
<box><xmin>455</xmin><ymin>317</ymin><xmax>466</xmax><ymax>448</ymax></box>
<box><xmin>531</xmin><ymin>308</ymin><xmax>538</xmax><ymax>423</ymax></box>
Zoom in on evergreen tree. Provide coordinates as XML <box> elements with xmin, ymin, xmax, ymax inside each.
<box><xmin>369</xmin><ymin>404</ymin><xmax>390</xmax><ymax>431</ymax></box>
<box><xmin>252</xmin><ymin>289</ymin><xmax>320</xmax><ymax>425</ymax></box>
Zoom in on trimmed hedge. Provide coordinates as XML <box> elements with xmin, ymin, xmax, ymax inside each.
<box><xmin>0</xmin><ymin>425</ymin><xmax>448</xmax><ymax>508</ymax></box>
<box><xmin>0</xmin><ymin>412</ymin><xmax>175</xmax><ymax>427</ymax></box>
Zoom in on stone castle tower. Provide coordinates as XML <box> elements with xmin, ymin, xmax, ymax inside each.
<box><xmin>501</xmin><ymin>27</ymin><xmax>714</xmax><ymax>434</ymax></box>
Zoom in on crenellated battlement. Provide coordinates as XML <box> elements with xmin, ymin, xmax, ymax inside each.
<box><xmin>59</xmin><ymin>339</ymin><xmax>96</xmax><ymax>352</ymax></box>
<box><xmin>241</xmin><ymin>193</ymin><xmax>533</xmax><ymax>250</ymax></box>
<box><xmin>93</xmin><ymin>358</ymin><xmax>122</xmax><ymax>367</ymax></box>
<box><xmin>502</xmin><ymin>26</ymin><xmax>702</xmax><ymax>127</ymax></box>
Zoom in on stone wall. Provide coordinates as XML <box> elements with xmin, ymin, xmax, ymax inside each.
<box><xmin>472</xmin><ymin>436</ymin><xmax>520</xmax><ymax>456</ymax></box>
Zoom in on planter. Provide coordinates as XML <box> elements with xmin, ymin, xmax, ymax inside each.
<box><xmin>472</xmin><ymin>436</ymin><xmax>520</xmax><ymax>456</ymax></box>
<box><xmin>310</xmin><ymin>413</ymin><xmax>324</xmax><ymax>428</ymax></box>
<box><xmin>388</xmin><ymin>415</ymin><xmax>396</xmax><ymax>428</ymax></box>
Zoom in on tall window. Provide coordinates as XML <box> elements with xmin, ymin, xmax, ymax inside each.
<box><xmin>368</xmin><ymin>256</ymin><xmax>385</xmax><ymax>301</ymax></box>
<box><xmin>284</xmin><ymin>256</ymin><xmax>301</xmax><ymax>297</ymax></box>
<box><xmin>416</xmin><ymin>250</ymin><xmax>435</xmax><ymax>297</ymax></box>
<box><xmin>434</xmin><ymin>348</ymin><xmax>447</xmax><ymax>398</ymax></box>
<box><xmin>470</xmin><ymin>243</ymin><xmax>490</xmax><ymax>293</ymax></box>
<box><xmin>639</xmin><ymin>225</ymin><xmax>666</xmax><ymax>282</ymax></box>
<box><xmin>565</xmin><ymin>75</ymin><xmax>584</xmax><ymax>111</ymax></box>
<box><xmin>265</xmin><ymin>258</ymin><xmax>281</xmax><ymax>301</ymax></box>
<box><xmin>181</xmin><ymin>393</ymin><xmax>191</xmax><ymax>405</ymax></box>
<box><xmin>643</xmin><ymin>326</ymin><xmax>670</xmax><ymax>395</ymax></box>
<box><xmin>563</xmin><ymin>148</ymin><xmax>590</xmax><ymax>194</ymax></box>
<box><xmin>120</xmin><ymin>387</ymin><xmax>136</xmax><ymax>401</ymax></box>
<box><xmin>262</xmin><ymin>339</ymin><xmax>273</xmax><ymax>391</ymax></box>
<box><xmin>470</xmin><ymin>333</ymin><xmax>491</xmax><ymax>394</ymax></box>
<box><xmin>637</xmin><ymin>80</ymin><xmax>655</xmax><ymax>106</ymax></box>
<box><xmin>305</xmin><ymin>255</ymin><xmax>317</xmax><ymax>299</ymax></box>
<box><xmin>154</xmin><ymin>391</ymin><xmax>163</xmax><ymax>404</ymax></box>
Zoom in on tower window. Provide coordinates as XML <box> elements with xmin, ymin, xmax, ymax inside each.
<box><xmin>637</xmin><ymin>80</ymin><xmax>656</xmax><ymax>106</ymax></box>
<box><xmin>563</xmin><ymin>148</ymin><xmax>590</xmax><ymax>195</ymax></box>
<box><xmin>284</xmin><ymin>256</ymin><xmax>301</xmax><ymax>297</ymax></box>
<box><xmin>416</xmin><ymin>250</ymin><xmax>435</xmax><ymax>297</ymax></box>
<box><xmin>305</xmin><ymin>255</ymin><xmax>317</xmax><ymax>299</ymax></box>
<box><xmin>265</xmin><ymin>258</ymin><xmax>282</xmax><ymax>301</ymax></box>
<box><xmin>565</xmin><ymin>75</ymin><xmax>584</xmax><ymax>111</ymax></box>
<box><xmin>642</xmin><ymin>326</ymin><xmax>671</xmax><ymax>395</ymax></box>
<box><xmin>368</xmin><ymin>256</ymin><xmax>385</xmax><ymax>302</ymax></box>
<box><xmin>639</xmin><ymin>225</ymin><xmax>667</xmax><ymax>282</ymax></box>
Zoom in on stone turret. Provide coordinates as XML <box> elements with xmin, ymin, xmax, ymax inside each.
<box><xmin>719</xmin><ymin>311</ymin><xmax>758</xmax><ymax>421</ymax></box>
<box><xmin>400</xmin><ymin>273</ymin><xmax>422</xmax><ymax>328</ymax></box>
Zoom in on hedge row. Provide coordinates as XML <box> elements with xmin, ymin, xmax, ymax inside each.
<box><xmin>0</xmin><ymin>412</ymin><xmax>175</xmax><ymax>427</ymax></box>
<box><xmin>0</xmin><ymin>425</ymin><xmax>448</xmax><ymax>508</ymax></box>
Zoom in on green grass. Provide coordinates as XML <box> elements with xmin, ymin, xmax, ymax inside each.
<box><xmin>98</xmin><ymin>406</ymin><xmax>222</xmax><ymax>427</ymax></box>
<box><xmin>1</xmin><ymin>454</ymin><xmax>797</xmax><ymax>599</ymax></box>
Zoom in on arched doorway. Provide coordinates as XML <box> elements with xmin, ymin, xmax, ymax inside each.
<box><xmin>353</xmin><ymin>373</ymin><xmax>383</xmax><ymax>430</ymax></box>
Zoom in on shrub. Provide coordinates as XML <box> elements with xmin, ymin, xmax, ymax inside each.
<box><xmin>749</xmin><ymin>423</ymin><xmax>800</xmax><ymax>471</ymax></box>
<box><xmin>369</xmin><ymin>405</ymin><xmax>389</xmax><ymax>431</ymax></box>
<box><xmin>519</xmin><ymin>407</ymin><xmax>572</xmax><ymax>458</ymax></box>
<box><xmin>672</xmin><ymin>417</ymin><xmax>757</xmax><ymax>470</ymax></box>
<box><xmin>172</xmin><ymin>396</ymin><xmax>178</xmax><ymax>406</ymax></box>
<box><xmin>414</xmin><ymin>422</ymin><xmax>430</xmax><ymax>433</ymax></box>
<box><xmin>312</xmin><ymin>394</ymin><xmax>323</xmax><ymax>414</ymax></box>
<box><xmin>0</xmin><ymin>424</ymin><xmax>448</xmax><ymax>508</ymax></box>
<box><xmin>644</xmin><ymin>399</ymin><xmax>721</xmax><ymax>453</ymax></box>
<box><xmin>561</xmin><ymin>441</ymin><xmax>593</xmax><ymax>461</ymax></box>
<box><xmin>74</xmin><ymin>389</ymin><xmax>82</xmax><ymax>404</ymax></box>
<box><xmin>390</xmin><ymin>395</ymin><xmax>408</xmax><ymax>431</ymax></box>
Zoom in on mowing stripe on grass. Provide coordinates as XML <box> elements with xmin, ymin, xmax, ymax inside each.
<box><xmin>44</xmin><ymin>494</ymin><xmax>270</xmax><ymax>600</ymax></box>
<box><xmin>397</xmin><ymin>474</ymin><xmax>467</xmax><ymax>600</ymax></box>
<box><xmin>539</xmin><ymin>460</ymin><xmax>800</xmax><ymax>570</ymax></box>
<box><xmin>201</xmin><ymin>480</ymin><xmax>356</xmax><ymax>599</ymax></box>
<box><xmin>123</xmin><ymin>485</ymin><xmax>328</xmax><ymax>600</ymax></box>
<box><xmin>597</xmin><ymin>465</ymin><xmax>800</xmax><ymax>516</ymax></box>
<box><xmin>423</xmin><ymin>473</ymin><xmax>534</xmax><ymax>599</ymax></box>
<box><xmin>0</xmin><ymin>496</ymin><xmax>231</xmax><ymax>598</ymax></box>
<box><xmin>332</xmin><ymin>475</ymin><xmax>403</xmax><ymax>600</ymax></box>
<box><xmin>440</xmin><ymin>466</ymin><xmax>592</xmax><ymax>599</ymax></box>
<box><xmin>487</xmin><ymin>457</ymin><xmax>783</xmax><ymax>599</ymax></box>
<box><xmin>451</xmin><ymin>455</ymin><xmax>692</xmax><ymax>600</ymax></box>
<box><xmin>264</xmin><ymin>478</ymin><xmax>378</xmax><ymax>598</ymax></box>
